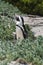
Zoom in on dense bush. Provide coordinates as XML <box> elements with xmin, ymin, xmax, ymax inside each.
<box><xmin>0</xmin><ymin>36</ymin><xmax>43</xmax><ymax>65</ymax></box>
<box><xmin>0</xmin><ymin>0</ymin><xmax>21</xmax><ymax>40</ymax></box>
<box><xmin>0</xmin><ymin>0</ymin><xmax>21</xmax><ymax>15</ymax></box>
<box><xmin>0</xmin><ymin>16</ymin><xmax>15</xmax><ymax>40</ymax></box>
<box><xmin>3</xmin><ymin>0</ymin><xmax>43</xmax><ymax>16</ymax></box>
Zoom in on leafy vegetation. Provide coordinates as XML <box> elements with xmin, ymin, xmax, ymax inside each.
<box><xmin>0</xmin><ymin>36</ymin><xmax>43</xmax><ymax>65</ymax></box>
<box><xmin>3</xmin><ymin>0</ymin><xmax>43</xmax><ymax>16</ymax></box>
<box><xmin>0</xmin><ymin>0</ymin><xmax>21</xmax><ymax>40</ymax></box>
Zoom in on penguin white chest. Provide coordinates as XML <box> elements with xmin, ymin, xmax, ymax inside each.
<box><xmin>16</xmin><ymin>26</ymin><xmax>24</xmax><ymax>39</ymax></box>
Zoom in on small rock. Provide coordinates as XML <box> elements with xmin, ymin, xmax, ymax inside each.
<box><xmin>7</xmin><ymin>58</ymin><xmax>32</xmax><ymax>65</ymax></box>
<box><xmin>7</xmin><ymin>61</ymin><xmax>32</xmax><ymax>65</ymax></box>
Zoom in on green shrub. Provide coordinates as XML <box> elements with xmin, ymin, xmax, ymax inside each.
<box><xmin>4</xmin><ymin>0</ymin><xmax>43</xmax><ymax>16</ymax></box>
<box><xmin>0</xmin><ymin>36</ymin><xmax>43</xmax><ymax>65</ymax></box>
<box><xmin>25</xmin><ymin>24</ymin><xmax>35</xmax><ymax>40</ymax></box>
<box><xmin>17</xmin><ymin>0</ymin><xmax>43</xmax><ymax>16</ymax></box>
<box><xmin>0</xmin><ymin>0</ymin><xmax>21</xmax><ymax>40</ymax></box>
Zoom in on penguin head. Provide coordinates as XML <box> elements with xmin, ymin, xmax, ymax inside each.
<box><xmin>15</xmin><ymin>15</ymin><xmax>24</xmax><ymax>26</ymax></box>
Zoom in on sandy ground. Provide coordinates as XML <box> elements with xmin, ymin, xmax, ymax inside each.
<box><xmin>31</xmin><ymin>26</ymin><xmax>43</xmax><ymax>37</ymax></box>
<box><xmin>23</xmin><ymin>16</ymin><xmax>43</xmax><ymax>37</ymax></box>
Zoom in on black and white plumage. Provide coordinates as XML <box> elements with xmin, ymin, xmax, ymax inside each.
<box><xmin>15</xmin><ymin>15</ymin><xmax>28</xmax><ymax>39</ymax></box>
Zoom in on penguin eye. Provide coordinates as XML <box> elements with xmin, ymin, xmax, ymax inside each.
<box><xmin>16</xmin><ymin>17</ymin><xmax>20</xmax><ymax>21</ymax></box>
